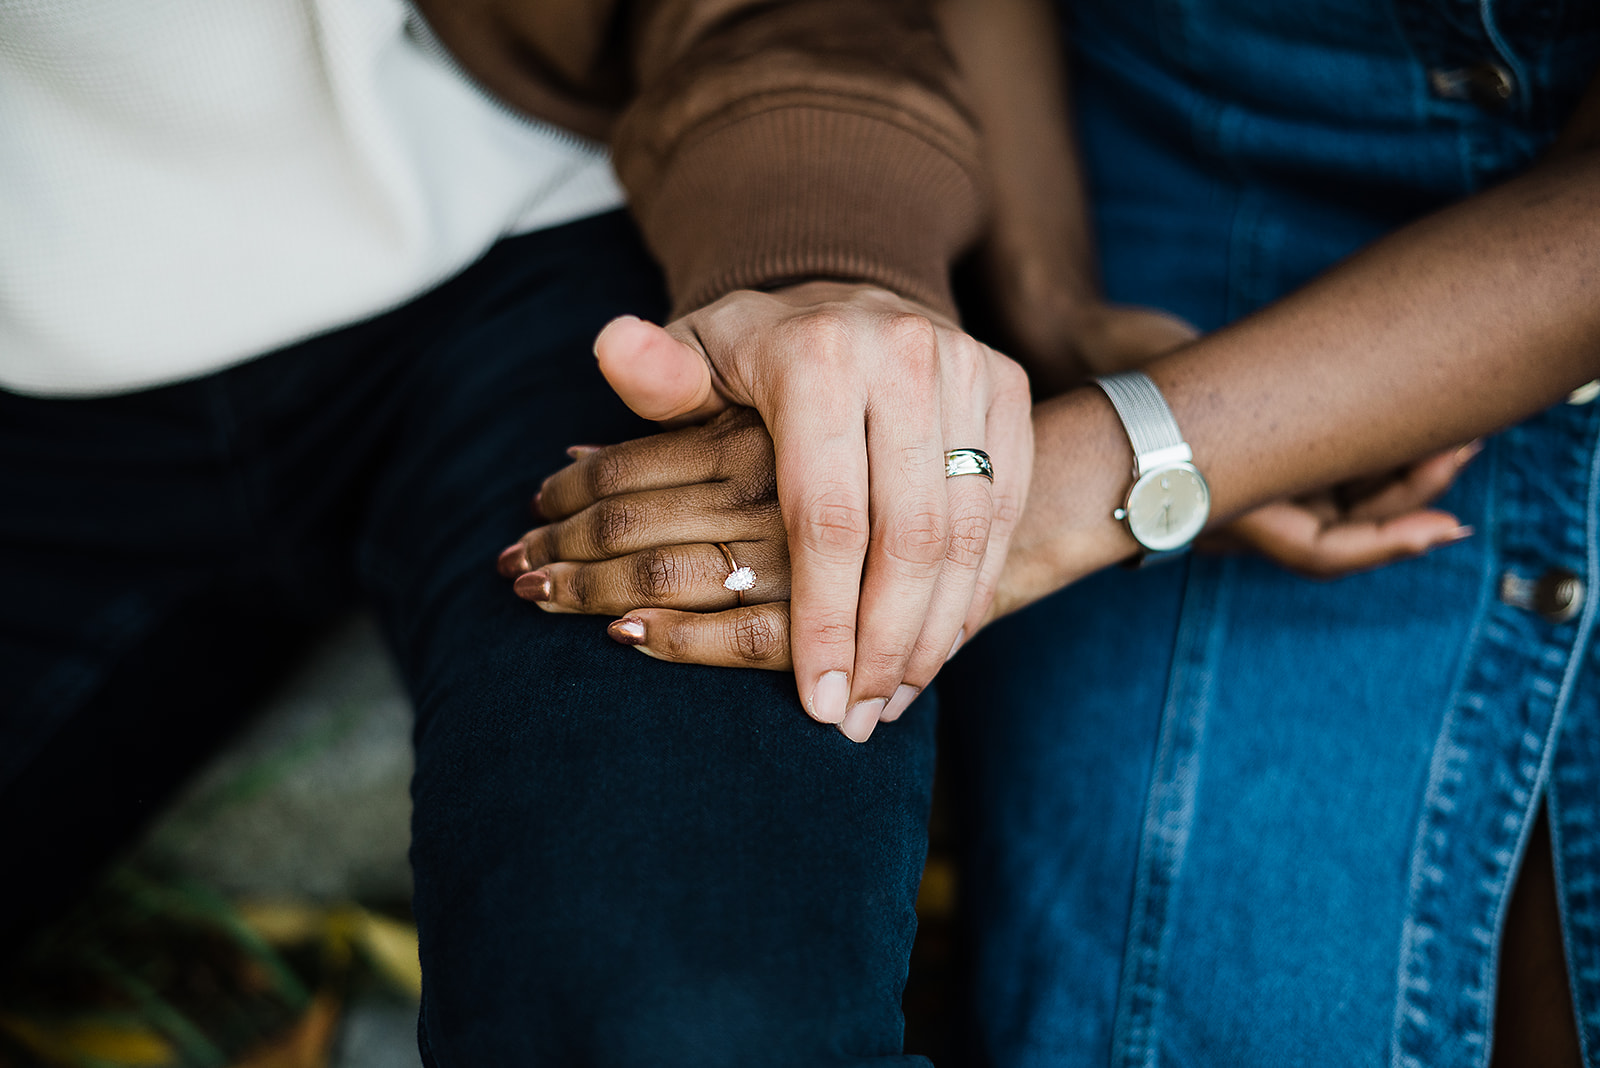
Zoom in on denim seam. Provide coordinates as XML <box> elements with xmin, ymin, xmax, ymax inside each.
<box><xmin>1393</xmin><ymin>414</ymin><xmax>1600</xmax><ymax>1067</ymax></box>
<box><xmin>1110</xmin><ymin>557</ymin><xmax>1229</xmax><ymax>1068</ymax></box>
<box><xmin>1550</xmin><ymin>415</ymin><xmax>1600</xmax><ymax>1067</ymax></box>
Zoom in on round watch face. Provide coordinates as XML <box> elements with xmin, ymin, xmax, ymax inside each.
<box><xmin>1125</xmin><ymin>463</ymin><xmax>1210</xmax><ymax>553</ymax></box>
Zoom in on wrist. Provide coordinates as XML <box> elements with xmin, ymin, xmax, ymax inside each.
<box><xmin>992</xmin><ymin>387</ymin><xmax>1140</xmax><ymax>618</ymax></box>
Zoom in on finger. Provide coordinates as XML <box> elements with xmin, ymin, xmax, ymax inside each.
<box><xmin>844</xmin><ymin>335</ymin><xmax>952</xmax><ymax>740</ymax></box>
<box><xmin>957</xmin><ymin>351</ymin><xmax>1033</xmax><ymax>643</ymax></box>
<box><xmin>507</xmin><ymin>482</ymin><xmax>781</xmax><ymax>574</ymax></box>
<box><xmin>608</xmin><ymin>604</ymin><xmax>793</xmax><ymax>673</ymax></box>
<box><xmin>1229</xmin><ymin>502</ymin><xmax>1470</xmax><ymax>579</ymax></box>
<box><xmin>766</xmin><ymin>371</ymin><xmax>871</xmax><ymax>729</ymax></box>
<box><xmin>520</xmin><ymin>540</ymin><xmax>790</xmax><ymax>615</ymax></box>
<box><xmin>1345</xmin><ymin>441</ymin><xmax>1481</xmax><ymax>522</ymax></box>
<box><xmin>535</xmin><ymin>409</ymin><xmax>773</xmax><ymax>522</ymax></box>
<box><xmin>594</xmin><ymin>315</ymin><xmax>726</xmax><ymax>424</ymax></box>
<box><xmin>881</xmin><ymin>358</ymin><xmax>1007</xmax><ymax>720</ymax></box>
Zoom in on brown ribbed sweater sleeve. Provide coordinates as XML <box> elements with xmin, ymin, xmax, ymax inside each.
<box><xmin>614</xmin><ymin>0</ymin><xmax>987</xmax><ymax>318</ymax></box>
<box><xmin>414</xmin><ymin>0</ymin><xmax>987</xmax><ymax>319</ymax></box>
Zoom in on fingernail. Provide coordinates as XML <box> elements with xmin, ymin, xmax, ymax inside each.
<box><xmin>882</xmin><ymin>684</ymin><xmax>921</xmax><ymax>722</ymax></box>
<box><xmin>566</xmin><ymin>445</ymin><xmax>602</xmax><ymax>460</ymax></box>
<box><xmin>595</xmin><ymin>315</ymin><xmax>642</xmax><ymax>354</ymax></box>
<box><xmin>1445</xmin><ymin>524</ymin><xmax>1475</xmax><ymax>543</ymax></box>
<box><xmin>531</xmin><ymin>491</ymin><xmax>544</xmax><ymax>517</ymax></box>
<box><xmin>513</xmin><ymin>570</ymin><xmax>552</xmax><ymax>601</ymax></box>
<box><xmin>809</xmin><ymin>670</ymin><xmax>849</xmax><ymax>724</ymax></box>
<box><xmin>841</xmin><ymin>698</ymin><xmax>886</xmax><ymax>743</ymax></box>
<box><xmin>1455</xmin><ymin>440</ymin><xmax>1484</xmax><ymax>466</ymax></box>
<box><xmin>498</xmin><ymin>543</ymin><xmax>529</xmax><ymax>576</ymax></box>
<box><xmin>947</xmin><ymin>628</ymin><xmax>966</xmax><ymax>662</ymax></box>
<box><xmin>609</xmin><ymin>616</ymin><xmax>646</xmax><ymax>645</ymax></box>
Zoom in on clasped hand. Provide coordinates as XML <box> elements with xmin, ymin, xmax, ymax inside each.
<box><xmin>500</xmin><ymin>282</ymin><xmax>1034</xmax><ymax>742</ymax></box>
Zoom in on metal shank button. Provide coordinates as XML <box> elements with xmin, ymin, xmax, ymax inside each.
<box><xmin>1534</xmin><ymin>569</ymin><xmax>1585</xmax><ymax>624</ymax></box>
<box><xmin>1500</xmin><ymin>568</ymin><xmax>1586</xmax><ymax>624</ymax></box>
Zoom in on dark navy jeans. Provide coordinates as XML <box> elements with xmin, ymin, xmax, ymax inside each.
<box><xmin>0</xmin><ymin>211</ymin><xmax>938</xmax><ymax>1067</ymax></box>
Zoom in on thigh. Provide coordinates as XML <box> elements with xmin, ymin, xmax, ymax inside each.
<box><xmin>360</xmin><ymin>213</ymin><xmax>940</xmax><ymax>1066</ymax></box>
<box><xmin>946</xmin><ymin>449</ymin><xmax>1533</xmax><ymax>1068</ymax></box>
<box><xmin>0</xmin><ymin>381</ymin><xmax>347</xmax><ymax>956</ymax></box>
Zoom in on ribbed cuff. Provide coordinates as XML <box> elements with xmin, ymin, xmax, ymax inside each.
<box><xmin>637</xmin><ymin>105</ymin><xmax>984</xmax><ymax>320</ymax></box>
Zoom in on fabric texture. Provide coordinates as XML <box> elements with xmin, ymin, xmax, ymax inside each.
<box><xmin>363</xmin><ymin>0</ymin><xmax>987</xmax><ymax>321</ymax></box>
<box><xmin>0</xmin><ymin>212</ymin><xmax>941</xmax><ymax>1066</ymax></box>
<box><xmin>0</xmin><ymin>0</ymin><xmax>624</xmax><ymax>395</ymax></box>
<box><xmin>943</xmin><ymin>0</ymin><xmax>1600</xmax><ymax>1064</ymax></box>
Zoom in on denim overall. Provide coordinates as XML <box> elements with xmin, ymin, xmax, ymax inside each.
<box><xmin>943</xmin><ymin>0</ymin><xmax>1600</xmax><ymax>1064</ymax></box>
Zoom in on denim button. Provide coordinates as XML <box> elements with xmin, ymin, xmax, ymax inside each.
<box><xmin>1534</xmin><ymin>569</ymin><xmax>1585</xmax><ymax>623</ymax></box>
<box><xmin>1500</xmin><ymin>569</ymin><xmax>1585</xmax><ymax>623</ymax></box>
<box><xmin>1428</xmin><ymin>62</ymin><xmax>1515</xmax><ymax>110</ymax></box>
<box><xmin>1567</xmin><ymin>380</ymin><xmax>1600</xmax><ymax>405</ymax></box>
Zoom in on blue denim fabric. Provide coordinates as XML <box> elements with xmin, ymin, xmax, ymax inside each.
<box><xmin>0</xmin><ymin>212</ymin><xmax>938</xmax><ymax>1067</ymax></box>
<box><xmin>942</xmin><ymin>1</ymin><xmax>1600</xmax><ymax>1065</ymax></box>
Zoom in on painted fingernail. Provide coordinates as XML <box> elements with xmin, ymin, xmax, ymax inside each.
<box><xmin>609</xmin><ymin>617</ymin><xmax>646</xmax><ymax>645</ymax></box>
<box><xmin>882</xmin><ymin>684</ymin><xmax>921</xmax><ymax>722</ymax></box>
<box><xmin>513</xmin><ymin>570</ymin><xmax>552</xmax><ymax>602</ymax></box>
<box><xmin>1455</xmin><ymin>440</ymin><xmax>1484</xmax><ymax>466</ymax></box>
<box><xmin>842</xmin><ymin>698</ymin><xmax>886</xmax><ymax>743</ymax></box>
<box><xmin>498</xmin><ymin>543</ymin><xmax>529</xmax><ymax>576</ymax></box>
<box><xmin>566</xmin><ymin>445</ymin><xmax>603</xmax><ymax>460</ymax></box>
<box><xmin>946</xmin><ymin>628</ymin><xmax>966</xmax><ymax>662</ymax></box>
<box><xmin>809</xmin><ymin>671</ymin><xmax>849</xmax><ymax>724</ymax></box>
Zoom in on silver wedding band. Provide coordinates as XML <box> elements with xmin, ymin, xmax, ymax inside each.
<box><xmin>944</xmin><ymin>448</ymin><xmax>994</xmax><ymax>482</ymax></box>
<box><xmin>716</xmin><ymin>542</ymin><xmax>756</xmax><ymax>606</ymax></box>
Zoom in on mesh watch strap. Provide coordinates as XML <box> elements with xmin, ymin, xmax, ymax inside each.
<box><xmin>1093</xmin><ymin>371</ymin><xmax>1190</xmax><ymax>474</ymax></box>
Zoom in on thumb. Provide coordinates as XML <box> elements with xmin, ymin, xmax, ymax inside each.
<box><xmin>594</xmin><ymin>315</ymin><xmax>728</xmax><ymax>425</ymax></box>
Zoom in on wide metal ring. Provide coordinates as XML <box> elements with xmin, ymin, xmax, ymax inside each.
<box><xmin>944</xmin><ymin>448</ymin><xmax>994</xmax><ymax>482</ymax></box>
<box><xmin>716</xmin><ymin>542</ymin><xmax>756</xmax><ymax>606</ymax></box>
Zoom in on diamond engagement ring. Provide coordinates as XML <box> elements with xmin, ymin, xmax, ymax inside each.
<box><xmin>717</xmin><ymin>542</ymin><xmax>756</xmax><ymax>606</ymax></box>
<box><xmin>944</xmin><ymin>448</ymin><xmax>994</xmax><ymax>482</ymax></box>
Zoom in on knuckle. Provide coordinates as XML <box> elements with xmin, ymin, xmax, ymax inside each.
<box><xmin>782</xmin><ymin>309</ymin><xmax>854</xmax><ymax>365</ymax></box>
<box><xmin>591</xmin><ymin>499</ymin><xmax>639</xmax><ymax>554</ymax></box>
<box><xmin>995</xmin><ymin>352</ymin><xmax>1031</xmax><ymax>397</ymax></box>
<box><xmin>585</xmin><ymin>449</ymin><xmax>630</xmax><ymax>499</ymax></box>
<box><xmin>946</xmin><ymin>509</ymin><xmax>992</xmax><ymax>568</ymax></box>
<box><xmin>807</xmin><ymin>615</ymin><xmax>860</xmax><ymax>651</ymax></box>
<box><xmin>880</xmin><ymin>509</ymin><xmax>949</xmax><ymax>570</ymax></box>
<box><xmin>793</xmin><ymin>487</ymin><xmax>870</xmax><ymax>557</ymax></box>
<box><xmin>881</xmin><ymin>314</ymin><xmax>940</xmax><ymax>376</ymax></box>
<box><xmin>730</xmin><ymin>610</ymin><xmax>786</xmax><ymax>664</ymax></box>
<box><xmin>856</xmin><ymin>644</ymin><xmax>907</xmax><ymax>681</ymax></box>
<box><xmin>563</xmin><ymin>565</ymin><xmax>593</xmax><ymax>609</ymax></box>
<box><xmin>634</xmin><ymin>547</ymin><xmax>685</xmax><ymax>601</ymax></box>
<box><xmin>990</xmin><ymin>490</ymin><xmax>1024</xmax><ymax>532</ymax></box>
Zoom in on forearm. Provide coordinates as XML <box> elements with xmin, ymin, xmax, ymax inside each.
<box><xmin>1014</xmin><ymin>145</ymin><xmax>1600</xmax><ymax>596</ymax></box>
<box><xmin>936</xmin><ymin>0</ymin><xmax>1101</xmax><ymax>366</ymax></box>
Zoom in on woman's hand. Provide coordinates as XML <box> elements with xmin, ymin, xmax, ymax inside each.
<box><xmin>497</xmin><ymin>407</ymin><xmax>791</xmax><ymax>613</ymax></box>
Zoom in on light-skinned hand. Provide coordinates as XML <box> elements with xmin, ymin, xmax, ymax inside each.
<box><xmin>566</xmin><ymin>282</ymin><xmax>1035</xmax><ymax>740</ymax></box>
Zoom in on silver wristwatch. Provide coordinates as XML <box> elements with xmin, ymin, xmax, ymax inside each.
<box><xmin>1093</xmin><ymin>371</ymin><xmax>1210</xmax><ymax>561</ymax></box>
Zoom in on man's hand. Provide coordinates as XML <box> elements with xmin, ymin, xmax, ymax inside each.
<box><xmin>589</xmin><ymin>283</ymin><xmax>1033</xmax><ymax>740</ymax></box>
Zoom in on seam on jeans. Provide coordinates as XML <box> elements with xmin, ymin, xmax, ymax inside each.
<box><xmin>1390</xmin><ymin>440</ymin><xmax>1503</xmax><ymax>1068</ymax></box>
<box><xmin>1392</xmin><ymin>413</ymin><xmax>1600</xmax><ymax>1068</ymax></box>
<box><xmin>1550</xmin><ymin>417</ymin><xmax>1600</xmax><ymax>1068</ymax></box>
<box><xmin>1110</xmin><ymin>556</ymin><xmax>1229</xmax><ymax>1068</ymax></box>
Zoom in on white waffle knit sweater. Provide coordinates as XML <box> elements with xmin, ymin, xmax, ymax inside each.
<box><xmin>0</xmin><ymin>0</ymin><xmax>624</xmax><ymax>396</ymax></box>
